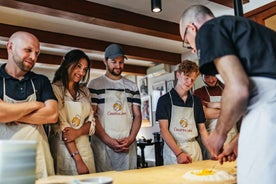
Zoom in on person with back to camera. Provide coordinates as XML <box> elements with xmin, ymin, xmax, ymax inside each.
<box><xmin>0</xmin><ymin>31</ymin><xmax>58</xmax><ymax>179</ymax></box>
<box><xmin>193</xmin><ymin>74</ymin><xmax>238</xmax><ymax>160</ymax></box>
<box><xmin>50</xmin><ymin>49</ymin><xmax>96</xmax><ymax>175</ymax></box>
<box><xmin>180</xmin><ymin>5</ymin><xmax>276</xmax><ymax>184</ymax></box>
<box><xmin>156</xmin><ymin>60</ymin><xmax>208</xmax><ymax>164</ymax></box>
<box><xmin>88</xmin><ymin>44</ymin><xmax>142</xmax><ymax>172</ymax></box>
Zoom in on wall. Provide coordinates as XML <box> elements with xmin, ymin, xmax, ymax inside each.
<box><xmin>136</xmin><ymin>71</ymin><xmax>175</xmax><ymax>163</ymax></box>
<box><xmin>245</xmin><ymin>1</ymin><xmax>276</xmax><ymax>31</ymax></box>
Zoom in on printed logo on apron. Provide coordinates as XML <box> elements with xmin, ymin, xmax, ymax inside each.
<box><xmin>168</xmin><ymin>92</ymin><xmax>197</xmax><ymax>141</ymax></box>
<box><xmin>163</xmin><ymin>92</ymin><xmax>202</xmax><ymax>164</ymax></box>
<box><xmin>101</xmin><ymin>80</ymin><xmax>132</xmax><ymax>139</ymax></box>
<box><xmin>107</xmin><ymin>100</ymin><xmax>126</xmax><ymax>115</ymax></box>
<box><xmin>103</xmin><ymin>89</ymin><xmax>132</xmax><ymax>138</ymax></box>
<box><xmin>71</xmin><ymin>115</ymin><xmax>81</xmax><ymax>127</ymax></box>
<box><xmin>179</xmin><ymin>118</ymin><xmax>189</xmax><ymax>128</ymax></box>
<box><xmin>179</xmin><ymin>115</ymin><xmax>196</xmax><ymax>129</ymax></box>
<box><xmin>113</xmin><ymin>101</ymin><xmax>122</xmax><ymax>111</ymax></box>
<box><xmin>52</xmin><ymin>87</ymin><xmax>96</xmax><ymax>174</ymax></box>
<box><xmin>64</xmin><ymin>100</ymin><xmax>83</xmax><ymax>129</ymax></box>
<box><xmin>92</xmin><ymin>78</ymin><xmax>136</xmax><ymax>171</ymax></box>
<box><xmin>174</xmin><ymin>118</ymin><xmax>194</xmax><ymax>133</ymax></box>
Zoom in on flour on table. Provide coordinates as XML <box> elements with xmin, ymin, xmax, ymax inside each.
<box><xmin>183</xmin><ymin>169</ymin><xmax>235</xmax><ymax>181</ymax></box>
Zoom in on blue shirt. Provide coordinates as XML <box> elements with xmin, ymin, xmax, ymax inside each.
<box><xmin>197</xmin><ymin>15</ymin><xmax>276</xmax><ymax>79</ymax></box>
<box><xmin>156</xmin><ymin>88</ymin><xmax>206</xmax><ymax>125</ymax></box>
<box><xmin>0</xmin><ymin>64</ymin><xmax>57</xmax><ymax>102</ymax></box>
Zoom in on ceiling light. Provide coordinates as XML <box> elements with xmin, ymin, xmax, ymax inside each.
<box><xmin>151</xmin><ymin>0</ymin><xmax>162</xmax><ymax>13</ymax></box>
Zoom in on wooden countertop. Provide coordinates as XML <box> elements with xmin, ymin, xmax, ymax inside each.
<box><xmin>36</xmin><ymin>160</ymin><xmax>236</xmax><ymax>184</ymax></box>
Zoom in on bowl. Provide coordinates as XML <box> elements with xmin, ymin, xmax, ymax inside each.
<box><xmin>74</xmin><ymin>177</ymin><xmax>113</xmax><ymax>184</ymax></box>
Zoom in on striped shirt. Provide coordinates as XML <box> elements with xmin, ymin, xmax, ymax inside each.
<box><xmin>88</xmin><ymin>75</ymin><xmax>141</xmax><ymax>117</ymax></box>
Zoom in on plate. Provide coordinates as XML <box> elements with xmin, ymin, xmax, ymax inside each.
<box><xmin>71</xmin><ymin>177</ymin><xmax>113</xmax><ymax>184</ymax></box>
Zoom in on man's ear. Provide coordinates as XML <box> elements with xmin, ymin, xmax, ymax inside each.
<box><xmin>175</xmin><ymin>71</ymin><xmax>181</xmax><ymax>80</ymax></box>
<box><xmin>103</xmin><ymin>59</ymin><xmax>107</xmax><ymax>66</ymax></box>
<box><xmin>187</xmin><ymin>22</ymin><xmax>198</xmax><ymax>33</ymax></box>
<box><xmin>6</xmin><ymin>42</ymin><xmax>12</xmax><ymax>51</ymax></box>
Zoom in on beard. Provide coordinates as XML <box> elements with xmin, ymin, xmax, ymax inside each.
<box><xmin>108</xmin><ymin>66</ymin><xmax>122</xmax><ymax>76</ymax></box>
<box><xmin>12</xmin><ymin>55</ymin><xmax>33</xmax><ymax>72</ymax></box>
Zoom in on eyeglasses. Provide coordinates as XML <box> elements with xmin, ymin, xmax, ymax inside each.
<box><xmin>182</xmin><ymin>26</ymin><xmax>192</xmax><ymax>50</ymax></box>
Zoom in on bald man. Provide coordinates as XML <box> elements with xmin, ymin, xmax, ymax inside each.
<box><xmin>0</xmin><ymin>31</ymin><xmax>58</xmax><ymax>179</ymax></box>
<box><xmin>180</xmin><ymin>5</ymin><xmax>276</xmax><ymax>184</ymax></box>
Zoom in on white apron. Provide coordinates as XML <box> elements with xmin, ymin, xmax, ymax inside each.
<box><xmin>204</xmin><ymin>85</ymin><xmax>223</xmax><ymax>132</ymax></box>
<box><xmin>0</xmin><ymin>79</ymin><xmax>54</xmax><ymax>179</ymax></box>
<box><xmin>238</xmin><ymin>77</ymin><xmax>276</xmax><ymax>184</ymax></box>
<box><xmin>50</xmin><ymin>99</ymin><xmax>95</xmax><ymax>175</ymax></box>
<box><xmin>203</xmin><ymin>87</ymin><xmax>237</xmax><ymax>160</ymax></box>
<box><xmin>163</xmin><ymin>92</ymin><xmax>202</xmax><ymax>165</ymax></box>
<box><xmin>92</xmin><ymin>87</ymin><xmax>136</xmax><ymax>172</ymax></box>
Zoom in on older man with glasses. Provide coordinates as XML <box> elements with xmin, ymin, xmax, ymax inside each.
<box><xmin>179</xmin><ymin>5</ymin><xmax>276</xmax><ymax>184</ymax></box>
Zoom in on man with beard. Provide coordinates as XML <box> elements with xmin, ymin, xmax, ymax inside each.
<box><xmin>0</xmin><ymin>31</ymin><xmax>58</xmax><ymax>179</ymax></box>
<box><xmin>88</xmin><ymin>44</ymin><xmax>141</xmax><ymax>172</ymax></box>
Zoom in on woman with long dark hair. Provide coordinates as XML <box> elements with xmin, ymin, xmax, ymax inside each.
<box><xmin>50</xmin><ymin>49</ymin><xmax>96</xmax><ymax>175</ymax></box>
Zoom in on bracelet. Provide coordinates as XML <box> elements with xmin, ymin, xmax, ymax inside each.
<box><xmin>176</xmin><ymin>152</ymin><xmax>183</xmax><ymax>157</ymax></box>
<box><xmin>71</xmin><ymin>151</ymin><xmax>79</xmax><ymax>158</ymax></box>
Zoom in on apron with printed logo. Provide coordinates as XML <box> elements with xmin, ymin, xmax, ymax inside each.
<box><xmin>163</xmin><ymin>92</ymin><xmax>202</xmax><ymax>165</ymax></box>
<box><xmin>238</xmin><ymin>77</ymin><xmax>276</xmax><ymax>184</ymax></box>
<box><xmin>0</xmin><ymin>79</ymin><xmax>54</xmax><ymax>179</ymax></box>
<box><xmin>92</xmin><ymin>85</ymin><xmax>136</xmax><ymax>172</ymax></box>
<box><xmin>51</xmin><ymin>95</ymin><xmax>95</xmax><ymax>175</ymax></box>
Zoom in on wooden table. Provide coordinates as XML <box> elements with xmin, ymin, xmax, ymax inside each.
<box><xmin>36</xmin><ymin>160</ymin><xmax>236</xmax><ymax>184</ymax></box>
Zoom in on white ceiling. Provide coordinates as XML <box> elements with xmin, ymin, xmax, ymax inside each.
<box><xmin>87</xmin><ymin>0</ymin><xmax>274</xmax><ymax>22</ymax></box>
<box><xmin>85</xmin><ymin>0</ymin><xmax>274</xmax><ymax>52</ymax></box>
<box><xmin>0</xmin><ymin>0</ymin><xmax>273</xmax><ymax>55</ymax></box>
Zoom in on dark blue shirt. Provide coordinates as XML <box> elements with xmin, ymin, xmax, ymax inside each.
<box><xmin>0</xmin><ymin>64</ymin><xmax>57</xmax><ymax>102</ymax></box>
<box><xmin>156</xmin><ymin>88</ymin><xmax>206</xmax><ymax>125</ymax></box>
<box><xmin>197</xmin><ymin>15</ymin><xmax>276</xmax><ymax>79</ymax></box>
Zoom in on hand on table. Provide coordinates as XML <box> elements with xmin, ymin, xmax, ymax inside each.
<box><xmin>217</xmin><ymin>135</ymin><xmax>239</xmax><ymax>164</ymax></box>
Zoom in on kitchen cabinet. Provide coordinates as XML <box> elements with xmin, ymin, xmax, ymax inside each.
<box><xmin>245</xmin><ymin>1</ymin><xmax>276</xmax><ymax>31</ymax></box>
